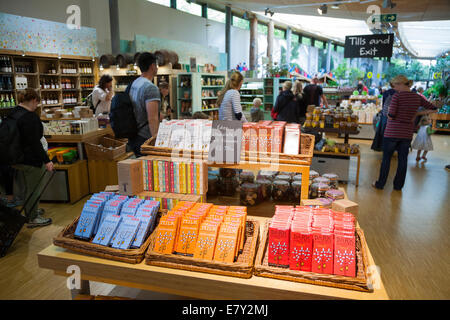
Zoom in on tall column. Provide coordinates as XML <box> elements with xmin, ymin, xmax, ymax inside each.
<box><xmin>109</xmin><ymin>0</ymin><xmax>120</xmax><ymax>55</ymax></box>
<box><xmin>249</xmin><ymin>16</ymin><xmax>258</xmax><ymax>71</ymax></box>
<box><xmin>225</xmin><ymin>6</ymin><xmax>231</xmax><ymax>70</ymax></box>
<box><xmin>267</xmin><ymin>20</ymin><xmax>274</xmax><ymax>66</ymax></box>
<box><xmin>286</xmin><ymin>27</ymin><xmax>292</xmax><ymax>66</ymax></box>
<box><xmin>326</xmin><ymin>40</ymin><xmax>332</xmax><ymax>72</ymax></box>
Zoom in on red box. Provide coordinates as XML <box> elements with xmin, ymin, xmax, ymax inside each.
<box><xmin>249</xmin><ymin>124</ymin><xmax>259</xmax><ymax>153</ymax></box>
<box><xmin>290</xmin><ymin>229</ymin><xmax>313</xmax><ymax>271</ymax></box>
<box><xmin>334</xmin><ymin>234</ymin><xmax>356</xmax><ymax>277</ymax></box>
<box><xmin>268</xmin><ymin>224</ymin><xmax>290</xmax><ymax>268</ymax></box>
<box><xmin>258</xmin><ymin>125</ymin><xmax>273</xmax><ymax>154</ymax></box>
<box><xmin>312</xmin><ymin>233</ymin><xmax>334</xmax><ymax>274</ymax></box>
<box><xmin>242</xmin><ymin>123</ymin><xmax>256</xmax><ymax>152</ymax></box>
<box><xmin>271</xmin><ymin>125</ymin><xmax>284</xmax><ymax>153</ymax></box>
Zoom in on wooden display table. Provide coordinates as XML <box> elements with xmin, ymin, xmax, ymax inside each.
<box><xmin>430</xmin><ymin>113</ymin><xmax>450</xmax><ymax>132</ymax></box>
<box><xmin>87</xmin><ymin>152</ymin><xmax>134</xmax><ymax>194</ymax></box>
<box><xmin>37</xmin><ymin>216</ymin><xmax>388</xmax><ymax>300</ymax></box>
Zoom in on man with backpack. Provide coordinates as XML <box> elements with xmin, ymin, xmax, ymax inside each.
<box><xmin>1</xmin><ymin>89</ymin><xmax>54</xmax><ymax>228</ymax></box>
<box><xmin>110</xmin><ymin>52</ymin><xmax>160</xmax><ymax>157</ymax></box>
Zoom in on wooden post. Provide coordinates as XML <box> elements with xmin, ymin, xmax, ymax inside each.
<box><xmin>267</xmin><ymin>20</ymin><xmax>274</xmax><ymax>66</ymax></box>
<box><xmin>249</xmin><ymin>16</ymin><xmax>258</xmax><ymax>71</ymax></box>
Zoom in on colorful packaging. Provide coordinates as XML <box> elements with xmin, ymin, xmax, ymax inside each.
<box><xmin>92</xmin><ymin>214</ymin><xmax>122</xmax><ymax>246</ymax></box>
<box><xmin>111</xmin><ymin>216</ymin><xmax>141</xmax><ymax>249</ymax></box>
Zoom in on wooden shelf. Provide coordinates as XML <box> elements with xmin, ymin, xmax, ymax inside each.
<box><xmin>200</xmin><ymin>108</ymin><xmax>218</xmax><ymax>112</ymax></box>
<box><xmin>41</xmin><ymin>89</ymin><xmax>61</xmax><ymax>92</ymax></box>
<box><xmin>15</xmin><ymin>72</ymin><xmax>38</xmax><ymax>76</ymax></box>
<box><xmin>45</xmin><ymin>127</ymin><xmax>113</xmax><ymax>143</ymax></box>
<box><xmin>61</xmin><ymin>73</ymin><xmax>79</xmax><ymax>77</ymax></box>
<box><xmin>40</xmin><ymin>73</ymin><xmax>60</xmax><ymax>76</ymax></box>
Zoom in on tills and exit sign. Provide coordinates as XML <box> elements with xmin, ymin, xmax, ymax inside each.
<box><xmin>344</xmin><ymin>33</ymin><xmax>394</xmax><ymax>58</ymax></box>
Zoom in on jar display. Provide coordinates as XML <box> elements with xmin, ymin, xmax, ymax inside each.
<box><xmin>304</xmin><ymin>119</ymin><xmax>312</xmax><ymax>128</ymax></box>
<box><xmin>309</xmin><ymin>183</ymin><xmax>330</xmax><ymax>199</ymax></box>
<box><xmin>255</xmin><ymin>179</ymin><xmax>272</xmax><ymax>201</ymax></box>
<box><xmin>207</xmin><ymin>175</ymin><xmax>219</xmax><ymax>196</ymax></box>
<box><xmin>293</xmin><ymin>174</ymin><xmax>302</xmax><ymax>182</ymax></box>
<box><xmin>275</xmin><ymin>175</ymin><xmax>291</xmax><ymax>183</ymax></box>
<box><xmin>272</xmin><ymin>180</ymin><xmax>291</xmax><ymax>201</ymax></box>
<box><xmin>257</xmin><ymin>170</ymin><xmax>277</xmax><ymax>182</ymax></box>
<box><xmin>306</xmin><ymin>114</ymin><xmax>313</xmax><ymax>120</ymax></box>
<box><xmin>240</xmin><ymin>171</ymin><xmax>255</xmax><ymax>184</ymax></box>
<box><xmin>279</xmin><ymin>172</ymin><xmax>296</xmax><ymax>178</ymax></box>
<box><xmin>220</xmin><ymin>177</ymin><xmax>239</xmax><ymax>196</ymax></box>
<box><xmin>322</xmin><ymin>173</ymin><xmax>339</xmax><ymax>189</ymax></box>
<box><xmin>312</xmin><ymin>177</ymin><xmax>331</xmax><ymax>186</ymax></box>
<box><xmin>325</xmin><ymin>189</ymin><xmax>345</xmax><ymax>201</ymax></box>
<box><xmin>219</xmin><ymin>168</ymin><xmax>237</xmax><ymax>178</ymax></box>
<box><xmin>309</xmin><ymin>170</ymin><xmax>320</xmax><ymax>182</ymax></box>
<box><xmin>240</xmin><ymin>183</ymin><xmax>261</xmax><ymax>206</ymax></box>
<box><xmin>292</xmin><ymin>181</ymin><xmax>302</xmax><ymax>200</ymax></box>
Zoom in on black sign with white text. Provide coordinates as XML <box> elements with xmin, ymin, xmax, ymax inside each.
<box><xmin>344</xmin><ymin>33</ymin><xmax>394</xmax><ymax>58</ymax></box>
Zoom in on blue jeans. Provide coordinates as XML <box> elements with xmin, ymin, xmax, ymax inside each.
<box><xmin>127</xmin><ymin>135</ymin><xmax>148</xmax><ymax>158</ymax></box>
<box><xmin>375</xmin><ymin>137</ymin><xmax>411</xmax><ymax>190</ymax></box>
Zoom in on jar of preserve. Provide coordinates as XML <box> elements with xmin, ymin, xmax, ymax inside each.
<box><xmin>240</xmin><ymin>171</ymin><xmax>255</xmax><ymax>184</ymax></box>
<box><xmin>219</xmin><ymin>168</ymin><xmax>237</xmax><ymax>178</ymax></box>
<box><xmin>272</xmin><ymin>180</ymin><xmax>291</xmax><ymax>201</ymax></box>
<box><xmin>257</xmin><ymin>170</ymin><xmax>277</xmax><ymax>182</ymax></box>
<box><xmin>304</xmin><ymin>120</ymin><xmax>312</xmax><ymax>128</ymax></box>
<box><xmin>322</xmin><ymin>173</ymin><xmax>339</xmax><ymax>189</ymax></box>
<box><xmin>279</xmin><ymin>172</ymin><xmax>296</xmax><ymax>179</ymax></box>
<box><xmin>293</xmin><ymin>174</ymin><xmax>302</xmax><ymax>182</ymax></box>
<box><xmin>306</xmin><ymin>113</ymin><xmax>313</xmax><ymax>120</ymax></box>
<box><xmin>320</xmin><ymin>120</ymin><xmax>325</xmax><ymax>128</ymax></box>
<box><xmin>313</xmin><ymin>176</ymin><xmax>331</xmax><ymax>186</ymax></box>
<box><xmin>325</xmin><ymin>189</ymin><xmax>345</xmax><ymax>201</ymax></box>
<box><xmin>220</xmin><ymin>177</ymin><xmax>239</xmax><ymax>196</ymax></box>
<box><xmin>317</xmin><ymin>197</ymin><xmax>333</xmax><ymax>208</ymax></box>
<box><xmin>255</xmin><ymin>179</ymin><xmax>272</xmax><ymax>201</ymax></box>
<box><xmin>312</xmin><ymin>120</ymin><xmax>319</xmax><ymax>128</ymax></box>
<box><xmin>275</xmin><ymin>174</ymin><xmax>291</xmax><ymax>183</ymax></box>
<box><xmin>240</xmin><ymin>183</ymin><xmax>261</xmax><ymax>206</ymax></box>
<box><xmin>207</xmin><ymin>175</ymin><xmax>219</xmax><ymax>196</ymax></box>
<box><xmin>310</xmin><ymin>183</ymin><xmax>330</xmax><ymax>199</ymax></box>
<box><xmin>292</xmin><ymin>181</ymin><xmax>302</xmax><ymax>200</ymax></box>
<box><xmin>309</xmin><ymin>170</ymin><xmax>320</xmax><ymax>182</ymax></box>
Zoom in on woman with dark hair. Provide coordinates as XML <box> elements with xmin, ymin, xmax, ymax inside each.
<box><xmin>92</xmin><ymin>74</ymin><xmax>113</xmax><ymax>116</ymax></box>
<box><xmin>11</xmin><ymin>89</ymin><xmax>54</xmax><ymax>228</ymax></box>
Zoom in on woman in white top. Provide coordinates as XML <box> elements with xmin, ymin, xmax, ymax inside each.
<box><xmin>218</xmin><ymin>71</ymin><xmax>247</xmax><ymax>122</ymax></box>
<box><xmin>92</xmin><ymin>74</ymin><xmax>114</xmax><ymax>116</ymax></box>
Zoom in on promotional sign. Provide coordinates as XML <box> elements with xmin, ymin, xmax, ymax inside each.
<box><xmin>344</xmin><ymin>34</ymin><xmax>394</xmax><ymax>58</ymax></box>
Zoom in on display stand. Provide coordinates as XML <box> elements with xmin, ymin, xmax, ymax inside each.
<box><xmin>430</xmin><ymin>113</ymin><xmax>450</xmax><ymax>132</ymax></box>
<box><xmin>87</xmin><ymin>152</ymin><xmax>134</xmax><ymax>194</ymax></box>
<box><xmin>304</xmin><ymin>127</ymin><xmax>359</xmax><ymax>144</ymax></box>
<box><xmin>38</xmin><ymin>215</ymin><xmax>388</xmax><ymax>300</ymax></box>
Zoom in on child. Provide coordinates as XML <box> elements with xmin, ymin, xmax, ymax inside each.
<box><xmin>412</xmin><ymin>115</ymin><xmax>435</xmax><ymax>161</ymax></box>
<box><xmin>250</xmin><ymin>98</ymin><xmax>264</xmax><ymax>122</ymax></box>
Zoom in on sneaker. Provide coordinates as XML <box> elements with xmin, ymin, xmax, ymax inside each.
<box><xmin>27</xmin><ymin>216</ymin><xmax>52</xmax><ymax>228</ymax></box>
<box><xmin>37</xmin><ymin>208</ymin><xmax>45</xmax><ymax>215</ymax></box>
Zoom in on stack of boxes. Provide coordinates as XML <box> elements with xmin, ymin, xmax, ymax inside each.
<box><xmin>268</xmin><ymin>206</ymin><xmax>357</xmax><ymax>277</ymax></box>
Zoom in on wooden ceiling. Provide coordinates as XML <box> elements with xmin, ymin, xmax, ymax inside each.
<box><xmin>210</xmin><ymin>0</ymin><xmax>450</xmax><ymax>22</ymax></box>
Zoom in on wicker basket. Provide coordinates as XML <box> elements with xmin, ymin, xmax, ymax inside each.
<box><xmin>254</xmin><ymin>220</ymin><xmax>373</xmax><ymax>292</ymax></box>
<box><xmin>141</xmin><ymin>134</ymin><xmax>315</xmax><ymax>166</ymax></box>
<box><xmin>53</xmin><ymin>210</ymin><xmax>166</xmax><ymax>264</ymax></box>
<box><xmin>85</xmin><ymin>135</ymin><xmax>126</xmax><ymax>161</ymax></box>
<box><xmin>145</xmin><ymin>218</ymin><xmax>260</xmax><ymax>278</ymax></box>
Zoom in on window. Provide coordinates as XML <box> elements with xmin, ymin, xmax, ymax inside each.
<box><xmin>146</xmin><ymin>0</ymin><xmax>170</xmax><ymax>7</ymax></box>
<box><xmin>337</xmin><ymin>46</ymin><xmax>345</xmax><ymax>53</ymax></box>
<box><xmin>233</xmin><ymin>16</ymin><xmax>250</xmax><ymax>30</ymax></box>
<box><xmin>177</xmin><ymin>0</ymin><xmax>202</xmax><ymax>17</ymax></box>
<box><xmin>207</xmin><ymin>8</ymin><xmax>225</xmax><ymax>23</ymax></box>
<box><xmin>258</xmin><ymin>23</ymin><xmax>268</xmax><ymax>35</ymax></box>
<box><xmin>274</xmin><ymin>28</ymin><xmax>285</xmax><ymax>39</ymax></box>
<box><xmin>291</xmin><ymin>33</ymin><xmax>299</xmax><ymax>44</ymax></box>
<box><xmin>302</xmin><ymin>37</ymin><xmax>312</xmax><ymax>46</ymax></box>
<box><xmin>314</xmin><ymin>40</ymin><xmax>323</xmax><ymax>49</ymax></box>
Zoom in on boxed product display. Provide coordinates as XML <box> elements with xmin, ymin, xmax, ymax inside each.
<box><xmin>331</xmin><ymin>199</ymin><xmax>359</xmax><ymax>218</ymax></box>
<box><xmin>118</xmin><ymin>159</ymin><xmax>144</xmax><ymax>196</ymax></box>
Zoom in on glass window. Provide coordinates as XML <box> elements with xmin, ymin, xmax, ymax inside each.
<box><xmin>177</xmin><ymin>0</ymin><xmax>202</xmax><ymax>17</ymax></box>
<box><xmin>302</xmin><ymin>37</ymin><xmax>312</xmax><ymax>46</ymax></box>
<box><xmin>291</xmin><ymin>33</ymin><xmax>299</xmax><ymax>44</ymax></box>
<box><xmin>274</xmin><ymin>28</ymin><xmax>285</xmax><ymax>39</ymax></box>
<box><xmin>233</xmin><ymin>16</ymin><xmax>250</xmax><ymax>30</ymax></box>
<box><xmin>207</xmin><ymin>8</ymin><xmax>225</xmax><ymax>23</ymax></box>
<box><xmin>314</xmin><ymin>40</ymin><xmax>323</xmax><ymax>49</ymax></box>
<box><xmin>258</xmin><ymin>23</ymin><xmax>268</xmax><ymax>35</ymax></box>
<box><xmin>337</xmin><ymin>46</ymin><xmax>345</xmax><ymax>53</ymax></box>
<box><xmin>146</xmin><ymin>0</ymin><xmax>170</xmax><ymax>7</ymax></box>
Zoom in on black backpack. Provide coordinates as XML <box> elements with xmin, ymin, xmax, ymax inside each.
<box><xmin>109</xmin><ymin>82</ymin><xmax>147</xmax><ymax>139</ymax></box>
<box><xmin>0</xmin><ymin>108</ymin><xmax>27</xmax><ymax>165</ymax></box>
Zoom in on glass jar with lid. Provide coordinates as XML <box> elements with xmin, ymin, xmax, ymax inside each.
<box><xmin>272</xmin><ymin>180</ymin><xmax>291</xmax><ymax>201</ymax></box>
<box><xmin>312</xmin><ymin>176</ymin><xmax>331</xmax><ymax>186</ymax></box>
<box><xmin>325</xmin><ymin>189</ymin><xmax>345</xmax><ymax>200</ymax></box>
<box><xmin>239</xmin><ymin>171</ymin><xmax>255</xmax><ymax>184</ymax></box>
<box><xmin>322</xmin><ymin>173</ymin><xmax>339</xmax><ymax>189</ymax></box>
<box><xmin>292</xmin><ymin>181</ymin><xmax>302</xmax><ymax>200</ymax></box>
<box><xmin>310</xmin><ymin>183</ymin><xmax>330</xmax><ymax>199</ymax></box>
<box><xmin>255</xmin><ymin>179</ymin><xmax>272</xmax><ymax>201</ymax></box>
<box><xmin>240</xmin><ymin>183</ymin><xmax>261</xmax><ymax>206</ymax></box>
<box><xmin>257</xmin><ymin>170</ymin><xmax>278</xmax><ymax>182</ymax></box>
<box><xmin>207</xmin><ymin>175</ymin><xmax>219</xmax><ymax>196</ymax></box>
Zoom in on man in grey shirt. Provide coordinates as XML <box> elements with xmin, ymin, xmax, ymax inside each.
<box><xmin>128</xmin><ymin>52</ymin><xmax>161</xmax><ymax>157</ymax></box>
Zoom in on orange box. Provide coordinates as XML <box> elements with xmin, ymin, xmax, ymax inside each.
<box><xmin>153</xmin><ymin>218</ymin><xmax>179</xmax><ymax>254</ymax></box>
<box><xmin>213</xmin><ymin>225</ymin><xmax>239</xmax><ymax>263</ymax></box>
<box><xmin>175</xmin><ymin>218</ymin><xmax>201</xmax><ymax>256</ymax></box>
<box><xmin>193</xmin><ymin>223</ymin><xmax>220</xmax><ymax>261</ymax></box>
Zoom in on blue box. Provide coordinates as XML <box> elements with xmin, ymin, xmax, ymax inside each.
<box><xmin>130</xmin><ymin>214</ymin><xmax>153</xmax><ymax>249</ymax></box>
<box><xmin>74</xmin><ymin>202</ymin><xmax>103</xmax><ymax>240</ymax></box>
<box><xmin>92</xmin><ymin>214</ymin><xmax>122</xmax><ymax>246</ymax></box>
<box><xmin>111</xmin><ymin>216</ymin><xmax>141</xmax><ymax>249</ymax></box>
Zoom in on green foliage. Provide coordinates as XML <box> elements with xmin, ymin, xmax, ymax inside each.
<box><xmin>431</xmin><ymin>56</ymin><xmax>450</xmax><ymax>76</ymax></box>
<box><xmin>332</xmin><ymin>62</ymin><xmax>348</xmax><ymax>81</ymax></box>
<box><xmin>280</xmin><ymin>43</ymin><xmax>300</xmax><ymax>67</ymax></box>
<box><xmin>384</xmin><ymin>59</ymin><xmax>430</xmax><ymax>82</ymax></box>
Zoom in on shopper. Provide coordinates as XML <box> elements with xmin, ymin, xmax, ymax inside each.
<box><xmin>373</xmin><ymin>75</ymin><xmax>437</xmax><ymax>191</ymax></box>
<box><xmin>357</xmin><ymin>81</ymin><xmax>369</xmax><ymax>95</ymax></box>
<box><xmin>417</xmin><ymin>87</ymin><xmax>427</xmax><ymax>99</ymax></box>
<box><xmin>412</xmin><ymin>115</ymin><xmax>435</xmax><ymax>162</ymax></box>
<box><xmin>159</xmin><ymin>82</ymin><xmax>172</xmax><ymax>121</ymax></box>
<box><xmin>371</xmin><ymin>81</ymin><xmax>397</xmax><ymax>151</ymax></box>
<box><xmin>92</xmin><ymin>74</ymin><xmax>114</xmax><ymax>116</ymax></box>
<box><xmin>293</xmin><ymin>80</ymin><xmax>307</xmax><ymax>124</ymax></box>
<box><xmin>128</xmin><ymin>52</ymin><xmax>161</xmax><ymax>157</ymax></box>
<box><xmin>10</xmin><ymin>89</ymin><xmax>54</xmax><ymax>228</ymax></box>
<box><xmin>250</xmin><ymin>98</ymin><xmax>264</xmax><ymax>122</ymax></box>
<box><xmin>273</xmin><ymin>81</ymin><xmax>299</xmax><ymax>123</ymax></box>
<box><xmin>0</xmin><ymin>165</ymin><xmax>16</xmax><ymax>207</ymax></box>
<box><xmin>303</xmin><ymin>76</ymin><xmax>328</xmax><ymax>108</ymax></box>
<box><xmin>217</xmin><ymin>71</ymin><xmax>247</xmax><ymax>122</ymax></box>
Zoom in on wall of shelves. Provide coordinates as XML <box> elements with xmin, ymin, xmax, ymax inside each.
<box><xmin>0</xmin><ymin>51</ymin><xmax>97</xmax><ymax>111</ymax></box>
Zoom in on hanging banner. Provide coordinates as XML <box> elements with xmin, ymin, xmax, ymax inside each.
<box><xmin>344</xmin><ymin>34</ymin><xmax>394</xmax><ymax>58</ymax></box>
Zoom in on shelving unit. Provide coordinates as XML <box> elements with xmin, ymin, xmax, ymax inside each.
<box><xmin>176</xmin><ymin>72</ymin><xmax>226</xmax><ymax>119</ymax></box>
<box><xmin>240</xmin><ymin>78</ymin><xmax>264</xmax><ymax>119</ymax></box>
<box><xmin>322</xmin><ymin>87</ymin><xmax>354</xmax><ymax>106</ymax></box>
<box><xmin>0</xmin><ymin>50</ymin><xmax>97</xmax><ymax>112</ymax></box>
<box><xmin>430</xmin><ymin>113</ymin><xmax>450</xmax><ymax>132</ymax></box>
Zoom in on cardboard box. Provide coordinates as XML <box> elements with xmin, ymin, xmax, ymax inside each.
<box><xmin>331</xmin><ymin>199</ymin><xmax>359</xmax><ymax>218</ymax></box>
<box><xmin>117</xmin><ymin>159</ymin><xmax>144</xmax><ymax>196</ymax></box>
<box><xmin>300</xmin><ymin>199</ymin><xmax>325</xmax><ymax>207</ymax></box>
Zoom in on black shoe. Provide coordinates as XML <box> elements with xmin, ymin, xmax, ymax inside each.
<box><xmin>372</xmin><ymin>181</ymin><xmax>383</xmax><ymax>190</ymax></box>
